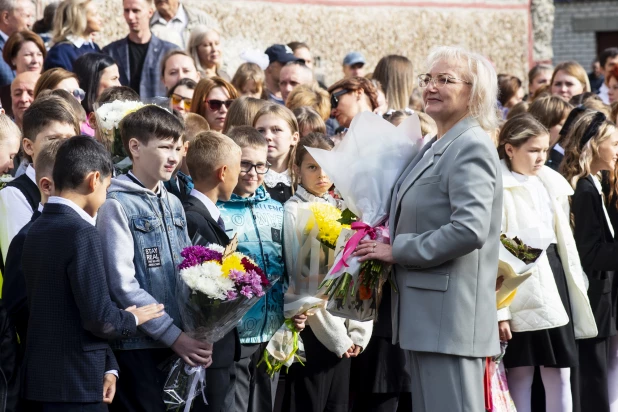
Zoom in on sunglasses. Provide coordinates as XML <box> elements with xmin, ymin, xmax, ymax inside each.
<box><xmin>205</xmin><ymin>99</ymin><xmax>234</xmax><ymax>111</ymax></box>
<box><xmin>171</xmin><ymin>94</ymin><xmax>192</xmax><ymax>111</ymax></box>
<box><xmin>66</xmin><ymin>88</ymin><xmax>86</xmax><ymax>102</ymax></box>
<box><xmin>330</xmin><ymin>89</ymin><xmax>350</xmax><ymax>110</ymax></box>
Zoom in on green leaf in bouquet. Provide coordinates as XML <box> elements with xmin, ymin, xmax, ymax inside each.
<box><xmin>337</xmin><ymin>208</ymin><xmax>358</xmax><ymax>225</ymax></box>
<box><xmin>500</xmin><ymin>234</ymin><xmax>543</xmax><ymax>265</ymax></box>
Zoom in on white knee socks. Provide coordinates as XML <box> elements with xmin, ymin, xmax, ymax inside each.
<box><xmin>608</xmin><ymin>335</ymin><xmax>618</xmax><ymax>412</ymax></box>
<box><xmin>507</xmin><ymin>366</ymin><xmax>572</xmax><ymax>412</ymax></box>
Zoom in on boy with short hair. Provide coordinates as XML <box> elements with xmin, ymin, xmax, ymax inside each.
<box><xmin>0</xmin><ymin>95</ymin><xmax>80</xmax><ymax>263</ymax></box>
<box><xmin>183</xmin><ymin>130</ymin><xmax>241</xmax><ymax>412</ymax></box>
<box><xmin>220</xmin><ymin>126</ymin><xmax>287</xmax><ymax>412</ymax></box>
<box><xmin>2</xmin><ymin>139</ymin><xmax>62</xmax><ymax>412</ymax></box>
<box><xmin>21</xmin><ymin>136</ymin><xmax>164</xmax><ymax>410</ymax></box>
<box><xmin>165</xmin><ymin>112</ymin><xmax>210</xmax><ymax>202</ymax></box>
<box><xmin>97</xmin><ymin>105</ymin><xmax>213</xmax><ymax>412</ymax></box>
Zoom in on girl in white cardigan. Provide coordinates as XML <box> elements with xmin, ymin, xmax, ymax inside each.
<box><xmin>281</xmin><ymin>133</ymin><xmax>373</xmax><ymax>412</ymax></box>
<box><xmin>497</xmin><ymin>114</ymin><xmax>597</xmax><ymax>412</ymax></box>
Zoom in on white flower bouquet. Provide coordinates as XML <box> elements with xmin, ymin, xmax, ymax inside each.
<box><xmin>163</xmin><ymin>238</ymin><xmax>277</xmax><ymax>411</ymax></box>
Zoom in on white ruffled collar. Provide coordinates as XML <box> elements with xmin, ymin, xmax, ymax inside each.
<box><xmin>264</xmin><ymin>168</ymin><xmax>292</xmax><ymax>188</ymax></box>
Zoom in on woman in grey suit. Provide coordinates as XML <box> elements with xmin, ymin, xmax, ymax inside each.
<box><xmin>355</xmin><ymin>46</ymin><xmax>502</xmax><ymax>412</ymax></box>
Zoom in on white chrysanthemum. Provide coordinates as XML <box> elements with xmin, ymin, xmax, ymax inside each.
<box><xmin>181</xmin><ymin>261</ymin><xmax>235</xmax><ymax>300</ymax></box>
<box><xmin>208</xmin><ymin>244</ymin><xmax>225</xmax><ymax>253</ymax></box>
<box><xmin>95</xmin><ymin>101</ymin><xmax>144</xmax><ymax>130</ymax></box>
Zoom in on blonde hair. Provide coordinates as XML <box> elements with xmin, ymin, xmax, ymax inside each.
<box><xmin>52</xmin><ymin>0</ymin><xmax>91</xmax><ymax>44</ymax></box>
<box><xmin>184</xmin><ymin>113</ymin><xmax>210</xmax><ymax>143</ymax></box>
<box><xmin>417</xmin><ymin>112</ymin><xmax>437</xmax><ymax>137</ymax></box>
<box><xmin>372</xmin><ymin>55</ymin><xmax>415</xmax><ymax>111</ymax></box>
<box><xmin>253</xmin><ymin>103</ymin><xmax>299</xmax><ymax>187</ymax></box>
<box><xmin>528</xmin><ymin>95</ymin><xmax>572</xmax><ymax>130</ymax></box>
<box><xmin>187</xmin><ymin>25</ymin><xmax>222</xmax><ymax>76</ymax></box>
<box><xmin>187</xmin><ymin>131</ymin><xmax>240</xmax><ymax>183</ymax></box>
<box><xmin>497</xmin><ymin>113</ymin><xmax>548</xmax><ymax>169</ymax></box>
<box><xmin>425</xmin><ymin>46</ymin><xmax>499</xmax><ymax>131</ymax></box>
<box><xmin>231</xmin><ymin>63</ymin><xmax>264</xmax><ymax>97</ymax></box>
<box><xmin>561</xmin><ymin>111</ymin><xmax>616</xmax><ymax>189</ymax></box>
<box><xmin>293</xmin><ymin>107</ymin><xmax>326</xmax><ymax>136</ymax></box>
<box><xmin>222</xmin><ymin>96</ymin><xmax>267</xmax><ymax>134</ymax></box>
<box><xmin>286</xmin><ymin>83</ymin><xmax>331</xmax><ymax>121</ymax></box>
<box><xmin>551</xmin><ymin>61</ymin><xmax>591</xmax><ymax>94</ymax></box>
<box><xmin>0</xmin><ymin>112</ymin><xmax>21</xmax><ymax>145</ymax></box>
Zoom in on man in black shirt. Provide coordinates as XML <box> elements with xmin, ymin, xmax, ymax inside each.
<box><xmin>104</xmin><ymin>0</ymin><xmax>178</xmax><ymax>98</ymax></box>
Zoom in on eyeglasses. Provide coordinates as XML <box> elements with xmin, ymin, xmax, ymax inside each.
<box><xmin>240</xmin><ymin>161</ymin><xmax>270</xmax><ymax>174</ymax></box>
<box><xmin>171</xmin><ymin>94</ymin><xmax>192</xmax><ymax>111</ymax></box>
<box><xmin>67</xmin><ymin>88</ymin><xmax>86</xmax><ymax>102</ymax></box>
<box><xmin>417</xmin><ymin>74</ymin><xmax>471</xmax><ymax>89</ymax></box>
<box><xmin>205</xmin><ymin>99</ymin><xmax>234</xmax><ymax>111</ymax></box>
<box><xmin>330</xmin><ymin>89</ymin><xmax>351</xmax><ymax>109</ymax></box>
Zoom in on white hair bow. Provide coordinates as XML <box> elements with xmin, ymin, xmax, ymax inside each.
<box><xmin>240</xmin><ymin>50</ymin><xmax>270</xmax><ymax>70</ymax></box>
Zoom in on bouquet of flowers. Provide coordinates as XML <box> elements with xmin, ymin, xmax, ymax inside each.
<box><xmin>0</xmin><ymin>174</ymin><xmax>13</xmax><ymax>190</ymax></box>
<box><xmin>496</xmin><ymin>228</ymin><xmax>552</xmax><ymax>309</ymax></box>
<box><xmin>306</xmin><ymin>112</ymin><xmax>423</xmax><ymax>321</ymax></box>
<box><xmin>94</xmin><ymin>100</ymin><xmax>144</xmax><ymax>173</ymax></box>
<box><xmin>261</xmin><ymin>203</ymin><xmax>346</xmax><ymax>376</ymax></box>
<box><xmin>163</xmin><ymin>236</ymin><xmax>277</xmax><ymax>411</ymax></box>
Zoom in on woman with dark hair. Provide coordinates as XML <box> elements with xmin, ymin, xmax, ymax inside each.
<box><xmin>327</xmin><ymin>77</ymin><xmax>378</xmax><ymax>129</ymax></box>
<box><xmin>498</xmin><ymin>74</ymin><xmax>524</xmax><ymax>118</ymax></box>
<box><xmin>167</xmin><ymin>77</ymin><xmax>197</xmax><ymax>119</ymax></box>
<box><xmin>73</xmin><ymin>52</ymin><xmax>121</xmax><ymax>114</ymax></box>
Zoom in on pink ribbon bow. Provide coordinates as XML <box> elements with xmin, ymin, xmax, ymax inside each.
<box><xmin>332</xmin><ymin>222</ymin><xmax>378</xmax><ymax>273</ymax></box>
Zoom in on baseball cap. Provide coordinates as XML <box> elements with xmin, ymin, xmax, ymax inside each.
<box><xmin>265</xmin><ymin>44</ymin><xmax>301</xmax><ymax>65</ymax></box>
<box><xmin>343</xmin><ymin>52</ymin><xmax>366</xmax><ymax>67</ymax></box>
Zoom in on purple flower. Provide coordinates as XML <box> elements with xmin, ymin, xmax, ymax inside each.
<box><xmin>178</xmin><ymin>245</ymin><xmax>223</xmax><ymax>269</ymax></box>
<box><xmin>227</xmin><ymin>290</ymin><xmax>238</xmax><ymax>300</ymax></box>
<box><xmin>228</xmin><ymin>269</ymin><xmax>244</xmax><ymax>282</ymax></box>
<box><xmin>240</xmin><ymin>285</ymin><xmax>254</xmax><ymax>299</ymax></box>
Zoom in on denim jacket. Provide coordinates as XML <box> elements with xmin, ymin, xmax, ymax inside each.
<box><xmin>97</xmin><ymin>175</ymin><xmax>191</xmax><ymax>350</ymax></box>
<box><xmin>218</xmin><ymin>186</ymin><xmax>287</xmax><ymax>344</ymax></box>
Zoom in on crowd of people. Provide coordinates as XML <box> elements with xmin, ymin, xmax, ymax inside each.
<box><xmin>1</xmin><ymin>0</ymin><xmax>618</xmax><ymax>412</ymax></box>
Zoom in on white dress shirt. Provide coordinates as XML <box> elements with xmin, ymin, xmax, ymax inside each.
<box><xmin>599</xmin><ymin>83</ymin><xmax>610</xmax><ymax>105</ymax></box>
<box><xmin>189</xmin><ymin>189</ymin><xmax>220</xmax><ymax>222</ymax></box>
<box><xmin>0</xmin><ymin>165</ymin><xmax>36</xmax><ymax>263</ymax></box>
<box><xmin>150</xmin><ymin>4</ymin><xmax>188</xmax><ymax>43</ymax></box>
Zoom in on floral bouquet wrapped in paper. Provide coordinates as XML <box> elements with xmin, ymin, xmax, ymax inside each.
<box><xmin>261</xmin><ymin>203</ymin><xmax>347</xmax><ymax>375</ymax></box>
<box><xmin>496</xmin><ymin>228</ymin><xmax>552</xmax><ymax>309</ymax></box>
<box><xmin>306</xmin><ymin>112</ymin><xmax>423</xmax><ymax>321</ymax></box>
<box><xmin>163</xmin><ymin>238</ymin><xmax>277</xmax><ymax>411</ymax></box>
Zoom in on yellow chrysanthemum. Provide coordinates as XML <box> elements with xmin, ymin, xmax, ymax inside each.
<box><xmin>221</xmin><ymin>252</ymin><xmax>245</xmax><ymax>277</ymax></box>
<box><xmin>307</xmin><ymin>203</ymin><xmax>350</xmax><ymax>249</ymax></box>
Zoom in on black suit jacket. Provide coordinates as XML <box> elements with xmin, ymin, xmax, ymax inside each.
<box><xmin>183</xmin><ymin>195</ymin><xmax>240</xmax><ymax>368</ymax></box>
<box><xmin>3</xmin><ymin>210</ymin><xmax>40</xmax><ymax>352</ymax></box>
<box><xmin>21</xmin><ymin>204</ymin><xmax>137</xmax><ymax>403</ymax></box>
<box><xmin>572</xmin><ymin>176</ymin><xmax>618</xmax><ymax>338</ymax></box>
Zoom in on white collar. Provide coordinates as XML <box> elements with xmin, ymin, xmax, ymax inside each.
<box><xmin>295</xmin><ymin>185</ymin><xmax>331</xmax><ymax>203</ymax></box>
<box><xmin>590</xmin><ymin>174</ymin><xmax>615</xmax><ymax>237</ymax></box>
<box><xmin>553</xmin><ymin>144</ymin><xmax>565</xmax><ymax>155</ymax></box>
<box><xmin>190</xmin><ymin>188</ymin><xmax>220</xmax><ymax>222</ymax></box>
<box><xmin>66</xmin><ymin>35</ymin><xmax>93</xmax><ymax>48</ymax></box>
<box><xmin>151</xmin><ymin>4</ymin><xmax>188</xmax><ymax>25</ymax></box>
<box><xmin>47</xmin><ymin>196</ymin><xmax>96</xmax><ymax>226</ymax></box>
<box><xmin>264</xmin><ymin>168</ymin><xmax>291</xmax><ymax>188</ymax></box>
<box><xmin>26</xmin><ymin>164</ymin><xmax>36</xmax><ymax>184</ymax></box>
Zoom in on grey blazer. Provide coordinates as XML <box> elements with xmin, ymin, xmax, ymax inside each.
<box><xmin>389</xmin><ymin>116</ymin><xmax>502</xmax><ymax>358</ymax></box>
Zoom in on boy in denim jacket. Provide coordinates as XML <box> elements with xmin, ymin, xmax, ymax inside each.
<box><xmin>97</xmin><ymin>106</ymin><xmax>213</xmax><ymax>412</ymax></box>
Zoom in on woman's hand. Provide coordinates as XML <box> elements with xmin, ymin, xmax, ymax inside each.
<box><xmin>499</xmin><ymin>321</ymin><xmax>512</xmax><ymax>341</ymax></box>
<box><xmin>292</xmin><ymin>314</ymin><xmax>308</xmax><ymax>332</ymax></box>
<box><xmin>354</xmin><ymin>240</ymin><xmax>395</xmax><ymax>264</ymax></box>
<box><xmin>125</xmin><ymin>303</ymin><xmax>165</xmax><ymax>325</ymax></box>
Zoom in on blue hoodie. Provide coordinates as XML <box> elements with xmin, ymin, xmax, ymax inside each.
<box><xmin>218</xmin><ymin>186</ymin><xmax>287</xmax><ymax>344</ymax></box>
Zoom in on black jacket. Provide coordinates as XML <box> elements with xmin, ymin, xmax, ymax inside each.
<box><xmin>184</xmin><ymin>195</ymin><xmax>240</xmax><ymax>368</ymax></box>
<box><xmin>545</xmin><ymin>147</ymin><xmax>564</xmax><ymax>173</ymax></box>
<box><xmin>572</xmin><ymin>176</ymin><xmax>618</xmax><ymax>338</ymax></box>
<box><xmin>21</xmin><ymin>204</ymin><xmax>137</xmax><ymax>403</ymax></box>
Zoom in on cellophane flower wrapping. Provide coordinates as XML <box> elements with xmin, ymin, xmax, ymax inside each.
<box><xmin>163</xmin><ymin>234</ymin><xmax>277</xmax><ymax>411</ymax></box>
<box><xmin>262</xmin><ymin>203</ymin><xmax>342</xmax><ymax>375</ymax></box>
<box><xmin>306</xmin><ymin>112</ymin><xmax>423</xmax><ymax>321</ymax></box>
<box><xmin>488</xmin><ymin>342</ymin><xmax>517</xmax><ymax>412</ymax></box>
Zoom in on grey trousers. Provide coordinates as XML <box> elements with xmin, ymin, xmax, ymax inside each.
<box><xmin>410</xmin><ymin>351</ymin><xmax>485</xmax><ymax>412</ymax></box>
<box><xmin>234</xmin><ymin>342</ymin><xmax>280</xmax><ymax>412</ymax></box>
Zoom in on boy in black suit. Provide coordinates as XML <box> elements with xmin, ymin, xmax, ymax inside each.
<box><xmin>21</xmin><ymin>136</ymin><xmax>165</xmax><ymax>411</ymax></box>
<box><xmin>184</xmin><ymin>130</ymin><xmax>241</xmax><ymax>412</ymax></box>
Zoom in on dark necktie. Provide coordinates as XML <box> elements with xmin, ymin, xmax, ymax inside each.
<box><xmin>217</xmin><ymin>216</ymin><xmax>226</xmax><ymax>231</ymax></box>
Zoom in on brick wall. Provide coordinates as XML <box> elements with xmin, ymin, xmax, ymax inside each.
<box><xmin>553</xmin><ymin>1</ymin><xmax>618</xmax><ymax>67</ymax></box>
